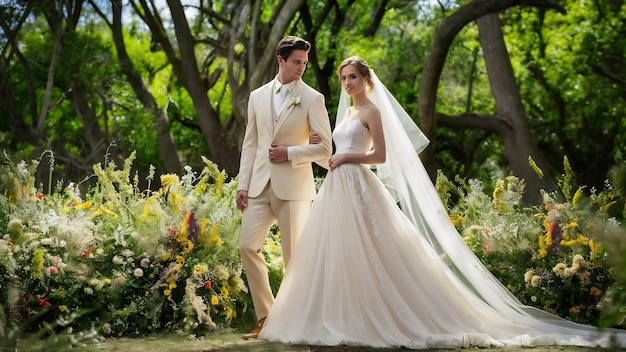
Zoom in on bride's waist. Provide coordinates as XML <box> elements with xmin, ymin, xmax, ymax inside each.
<box><xmin>335</xmin><ymin>147</ymin><xmax>367</xmax><ymax>154</ymax></box>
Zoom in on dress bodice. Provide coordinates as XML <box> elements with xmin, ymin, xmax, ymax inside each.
<box><xmin>333</xmin><ymin>118</ymin><xmax>372</xmax><ymax>154</ymax></box>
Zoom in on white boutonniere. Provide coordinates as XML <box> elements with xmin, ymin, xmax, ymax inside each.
<box><xmin>290</xmin><ymin>95</ymin><xmax>301</xmax><ymax>107</ymax></box>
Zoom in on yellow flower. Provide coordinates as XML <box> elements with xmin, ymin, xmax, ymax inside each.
<box><xmin>160</xmin><ymin>174</ymin><xmax>179</xmax><ymax>189</ymax></box>
<box><xmin>217</xmin><ymin>172</ymin><xmax>225</xmax><ymax>196</ymax></box>
<box><xmin>562</xmin><ymin>222</ymin><xmax>578</xmax><ymax>230</ymax></box>
<box><xmin>560</xmin><ymin>239</ymin><xmax>578</xmax><ymax>247</ymax></box>
<box><xmin>160</xmin><ymin>252</ymin><xmax>172</xmax><ymax>262</ymax></box>
<box><xmin>225</xmin><ymin>306</ymin><xmax>236</xmax><ymax>320</ymax></box>
<box><xmin>572</xmin><ymin>187</ymin><xmax>585</xmax><ymax>208</ymax></box>
<box><xmin>609</xmin><ymin>267</ymin><xmax>617</xmax><ymax>275</ymax></box>
<box><xmin>589</xmin><ymin>239</ymin><xmax>598</xmax><ymax>254</ymax></box>
<box><xmin>193</xmin><ymin>264</ymin><xmax>209</xmax><ymax>278</ymax></box>
<box><xmin>181</xmin><ymin>240</ymin><xmax>194</xmax><ymax>254</ymax></box>
<box><xmin>75</xmin><ymin>201</ymin><xmax>93</xmax><ymax>210</ymax></box>
<box><xmin>208</xmin><ymin>224</ymin><xmax>222</xmax><ymax>247</ymax></box>
<box><xmin>197</xmin><ymin>218</ymin><xmax>211</xmax><ymax>243</ymax></box>
<box><xmin>220</xmin><ymin>286</ymin><xmax>230</xmax><ymax>298</ymax></box>
<box><xmin>31</xmin><ymin>248</ymin><xmax>44</xmax><ymax>278</ymax></box>
<box><xmin>492</xmin><ymin>179</ymin><xmax>506</xmax><ymax>211</ymax></box>
<box><xmin>211</xmin><ymin>295</ymin><xmax>219</xmax><ymax>305</ymax></box>
<box><xmin>168</xmin><ymin>282</ymin><xmax>177</xmax><ymax>290</ymax></box>
<box><xmin>169</xmin><ymin>192</ymin><xmax>185</xmax><ymax>207</ymax></box>
<box><xmin>141</xmin><ymin>196</ymin><xmax>162</xmax><ymax>219</ymax></box>
<box><xmin>600</xmin><ymin>200</ymin><xmax>617</xmax><ymax>211</ymax></box>
<box><xmin>176</xmin><ymin>255</ymin><xmax>185</xmax><ymax>264</ymax></box>
<box><xmin>449</xmin><ymin>214</ymin><xmax>466</xmax><ymax>227</ymax></box>
<box><xmin>194</xmin><ymin>178</ymin><xmax>207</xmax><ymax>196</ymax></box>
<box><xmin>97</xmin><ymin>206</ymin><xmax>118</xmax><ymax>218</ymax></box>
<box><xmin>59</xmin><ymin>305</ymin><xmax>68</xmax><ymax>312</ymax></box>
<box><xmin>528</xmin><ymin>156</ymin><xmax>544</xmax><ymax>179</ymax></box>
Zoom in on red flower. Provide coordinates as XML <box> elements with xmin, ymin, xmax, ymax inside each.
<box><xmin>204</xmin><ymin>281</ymin><xmax>211</xmax><ymax>289</ymax></box>
<box><xmin>39</xmin><ymin>298</ymin><xmax>51</xmax><ymax>308</ymax></box>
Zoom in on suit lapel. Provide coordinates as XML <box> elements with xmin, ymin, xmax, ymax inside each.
<box><xmin>262</xmin><ymin>80</ymin><xmax>277</xmax><ymax>135</ymax></box>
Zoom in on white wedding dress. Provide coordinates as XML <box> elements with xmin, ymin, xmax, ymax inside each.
<box><xmin>258</xmin><ymin>116</ymin><xmax>626</xmax><ymax>349</ymax></box>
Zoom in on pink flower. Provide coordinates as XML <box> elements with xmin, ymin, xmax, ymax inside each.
<box><xmin>47</xmin><ymin>266</ymin><xmax>58</xmax><ymax>275</ymax></box>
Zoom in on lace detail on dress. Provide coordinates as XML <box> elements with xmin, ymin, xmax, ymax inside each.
<box><xmin>347</xmin><ymin>165</ymin><xmax>383</xmax><ymax>238</ymax></box>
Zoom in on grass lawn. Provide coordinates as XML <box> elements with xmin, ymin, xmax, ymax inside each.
<box><xmin>14</xmin><ymin>331</ymin><xmax>624</xmax><ymax>352</ymax></box>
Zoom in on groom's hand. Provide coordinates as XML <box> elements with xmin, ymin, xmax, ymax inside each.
<box><xmin>308</xmin><ymin>132</ymin><xmax>322</xmax><ymax>144</ymax></box>
<box><xmin>236</xmin><ymin>190</ymin><xmax>248</xmax><ymax>211</ymax></box>
<box><xmin>269</xmin><ymin>143</ymin><xmax>288</xmax><ymax>163</ymax></box>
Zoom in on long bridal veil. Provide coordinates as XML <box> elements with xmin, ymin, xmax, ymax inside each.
<box><xmin>336</xmin><ymin>69</ymin><xmax>626</xmax><ymax>345</ymax></box>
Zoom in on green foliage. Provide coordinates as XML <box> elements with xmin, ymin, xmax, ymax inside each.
<box><xmin>3</xmin><ymin>149</ymin><xmax>626</xmax><ymax>348</ymax></box>
<box><xmin>437</xmin><ymin>156</ymin><xmax>626</xmax><ymax>327</ymax></box>
<box><xmin>0</xmin><ymin>152</ymin><xmax>268</xmax><ymax>344</ymax></box>
<box><xmin>502</xmin><ymin>0</ymin><xmax>626</xmax><ymax>187</ymax></box>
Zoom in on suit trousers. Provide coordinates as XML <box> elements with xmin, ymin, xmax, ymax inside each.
<box><xmin>239</xmin><ymin>181</ymin><xmax>311</xmax><ymax>320</ymax></box>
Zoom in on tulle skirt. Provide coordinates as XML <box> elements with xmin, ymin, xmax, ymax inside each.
<box><xmin>258</xmin><ymin>163</ymin><xmax>622</xmax><ymax>349</ymax></box>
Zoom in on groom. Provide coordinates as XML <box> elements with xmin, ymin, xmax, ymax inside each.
<box><xmin>236</xmin><ymin>36</ymin><xmax>332</xmax><ymax>339</ymax></box>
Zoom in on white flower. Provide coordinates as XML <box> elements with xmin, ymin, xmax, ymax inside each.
<box><xmin>89</xmin><ymin>278</ymin><xmax>105</xmax><ymax>290</ymax></box>
<box><xmin>290</xmin><ymin>95</ymin><xmax>301</xmax><ymax>106</ymax></box>
<box><xmin>140</xmin><ymin>258</ymin><xmax>150</xmax><ymax>268</ymax></box>
<box><xmin>523</xmin><ymin>269</ymin><xmax>534</xmax><ymax>283</ymax></box>
<box><xmin>133</xmin><ymin>268</ymin><xmax>144</xmax><ymax>277</ymax></box>
<box><xmin>112</xmin><ymin>255</ymin><xmax>124</xmax><ymax>265</ymax></box>
<box><xmin>213</xmin><ymin>264</ymin><xmax>229</xmax><ymax>281</ymax></box>
<box><xmin>530</xmin><ymin>275</ymin><xmax>541</xmax><ymax>287</ymax></box>
<box><xmin>102</xmin><ymin>323</ymin><xmax>112</xmax><ymax>334</ymax></box>
<box><xmin>40</xmin><ymin>238</ymin><xmax>54</xmax><ymax>246</ymax></box>
<box><xmin>121</xmin><ymin>249</ymin><xmax>134</xmax><ymax>257</ymax></box>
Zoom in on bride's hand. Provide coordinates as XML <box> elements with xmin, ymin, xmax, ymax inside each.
<box><xmin>308</xmin><ymin>132</ymin><xmax>322</xmax><ymax>145</ymax></box>
<box><xmin>328</xmin><ymin>154</ymin><xmax>346</xmax><ymax>171</ymax></box>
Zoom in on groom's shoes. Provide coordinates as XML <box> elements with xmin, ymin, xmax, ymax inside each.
<box><xmin>242</xmin><ymin>317</ymin><xmax>266</xmax><ymax>340</ymax></box>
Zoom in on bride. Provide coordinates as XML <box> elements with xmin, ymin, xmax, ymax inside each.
<box><xmin>257</xmin><ymin>56</ymin><xmax>626</xmax><ymax>349</ymax></box>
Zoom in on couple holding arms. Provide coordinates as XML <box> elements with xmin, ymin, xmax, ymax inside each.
<box><xmin>236</xmin><ymin>36</ymin><xmax>626</xmax><ymax>349</ymax></box>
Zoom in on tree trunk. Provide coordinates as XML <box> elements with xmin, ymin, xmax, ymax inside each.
<box><xmin>109</xmin><ymin>0</ymin><xmax>182</xmax><ymax>175</ymax></box>
<box><xmin>35</xmin><ymin>5</ymin><xmax>64</xmax><ymax>139</ymax></box>
<box><xmin>418</xmin><ymin>0</ymin><xmax>566</xmax><ymax>204</ymax></box>
<box><xmin>477</xmin><ymin>13</ymin><xmax>557</xmax><ymax>204</ymax></box>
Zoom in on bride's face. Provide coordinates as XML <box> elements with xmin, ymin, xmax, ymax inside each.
<box><xmin>340</xmin><ymin>65</ymin><xmax>366</xmax><ymax>97</ymax></box>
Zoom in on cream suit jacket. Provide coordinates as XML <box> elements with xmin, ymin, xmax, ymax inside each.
<box><xmin>238</xmin><ymin>78</ymin><xmax>332</xmax><ymax>200</ymax></box>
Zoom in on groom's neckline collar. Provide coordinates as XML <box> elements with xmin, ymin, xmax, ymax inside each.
<box><xmin>274</xmin><ymin>78</ymin><xmax>297</xmax><ymax>93</ymax></box>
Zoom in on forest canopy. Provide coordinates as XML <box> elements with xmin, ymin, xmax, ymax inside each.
<box><xmin>1</xmin><ymin>0</ymin><xmax>624</xmax><ymax>204</ymax></box>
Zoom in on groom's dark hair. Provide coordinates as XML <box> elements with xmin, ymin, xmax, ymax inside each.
<box><xmin>276</xmin><ymin>36</ymin><xmax>311</xmax><ymax>60</ymax></box>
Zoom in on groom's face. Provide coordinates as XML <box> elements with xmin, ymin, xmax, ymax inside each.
<box><xmin>278</xmin><ymin>50</ymin><xmax>308</xmax><ymax>83</ymax></box>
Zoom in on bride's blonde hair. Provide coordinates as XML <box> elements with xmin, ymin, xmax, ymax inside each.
<box><xmin>337</xmin><ymin>56</ymin><xmax>374</xmax><ymax>92</ymax></box>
